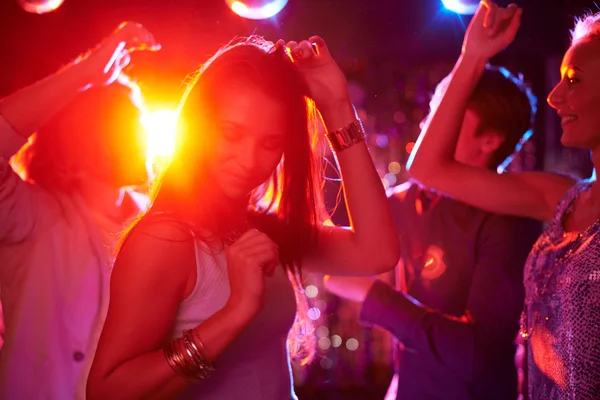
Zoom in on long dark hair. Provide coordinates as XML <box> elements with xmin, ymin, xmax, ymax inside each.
<box><xmin>121</xmin><ymin>37</ymin><xmax>323</xmax><ymax>364</ymax></box>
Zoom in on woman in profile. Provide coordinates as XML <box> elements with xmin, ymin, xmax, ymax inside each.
<box><xmin>87</xmin><ymin>36</ymin><xmax>400</xmax><ymax>399</ymax></box>
<box><xmin>409</xmin><ymin>2</ymin><xmax>600</xmax><ymax>398</ymax></box>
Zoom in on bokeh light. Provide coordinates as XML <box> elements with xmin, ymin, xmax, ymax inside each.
<box><xmin>308</xmin><ymin>307</ymin><xmax>321</xmax><ymax>321</ymax></box>
<box><xmin>316</xmin><ymin>326</ymin><xmax>329</xmax><ymax>338</ymax></box>
<box><xmin>305</xmin><ymin>285</ymin><xmax>319</xmax><ymax>299</ymax></box>
<box><xmin>320</xmin><ymin>356</ymin><xmax>334</xmax><ymax>369</ymax></box>
<box><xmin>346</xmin><ymin>338</ymin><xmax>359</xmax><ymax>351</ymax></box>
<box><xmin>18</xmin><ymin>0</ymin><xmax>64</xmax><ymax>14</ymax></box>
<box><xmin>225</xmin><ymin>0</ymin><xmax>289</xmax><ymax>20</ymax></box>
<box><xmin>318</xmin><ymin>337</ymin><xmax>332</xmax><ymax>350</ymax></box>
<box><xmin>388</xmin><ymin>161</ymin><xmax>402</xmax><ymax>174</ymax></box>
<box><xmin>331</xmin><ymin>334</ymin><xmax>342</xmax><ymax>348</ymax></box>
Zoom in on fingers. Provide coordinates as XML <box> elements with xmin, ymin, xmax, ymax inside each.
<box><xmin>285</xmin><ymin>40</ymin><xmax>300</xmax><ymax>59</ymax></box>
<box><xmin>103</xmin><ymin>41</ymin><xmax>126</xmax><ymax>74</ymax></box>
<box><xmin>505</xmin><ymin>6</ymin><xmax>523</xmax><ymax>41</ymax></box>
<box><xmin>298</xmin><ymin>40</ymin><xmax>316</xmax><ymax>58</ymax></box>
<box><xmin>115</xmin><ymin>21</ymin><xmax>161</xmax><ymax>53</ymax></box>
<box><xmin>286</xmin><ymin>38</ymin><xmax>327</xmax><ymax>61</ymax></box>
<box><xmin>116</xmin><ymin>50</ymin><xmax>131</xmax><ymax>71</ymax></box>
<box><xmin>230</xmin><ymin>229</ymin><xmax>280</xmax><ymax>276</ymax></box>
<box><xmin>309</xmin><ymin>36</ymin><xmax>329</xmax><ymax>56</ymax></box>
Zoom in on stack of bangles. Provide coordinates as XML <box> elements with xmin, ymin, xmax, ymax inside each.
<box><xmin>164</xmin><ymin>329</ymin><xmax>215</xmax><ymax>382</ymax></box>
<box><xmin>325</xmin><ymin>118</ymin><xmax>366</xmax><ymax>152</ymax></box>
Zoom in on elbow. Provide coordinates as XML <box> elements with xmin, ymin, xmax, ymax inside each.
<box><xmin>406</xmin><ymin>158</ymin><xmax>434</xmax><ymax>185</ymax></box>
<box><xmin>86</xmin><ymin>368</ymin><xmax>115</xmax><ymax>400</ymax></box>
<box><xmin>371</xmin><ymin>240</ymin><xmax>401</xmax><ymax>275</ymax></box>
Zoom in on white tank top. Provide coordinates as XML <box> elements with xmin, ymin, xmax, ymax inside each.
<box><xmin>171</xmin><ymin>238</ymin><xmax>299</xmax><ymax>400</ymax></box>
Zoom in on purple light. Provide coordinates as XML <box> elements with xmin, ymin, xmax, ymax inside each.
<box><xmin>441</xmin><ymin>0</ymin><xmax>478</xmax><ymax>15</ymax></box>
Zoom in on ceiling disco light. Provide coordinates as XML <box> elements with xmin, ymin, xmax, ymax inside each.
<box><xmin>18</xmin><ymin>0</ymin><xmax>65</xmax><ymax>14</ymax></box>
<box><xmin>441</xmin><ymin>0</ymin><xmax>479</xmax><ymax>15</ymax></box>
<box><xmin>225</xmin><ymin>0</ymin><xmax>289</xmax><ymax>20</ymax></box>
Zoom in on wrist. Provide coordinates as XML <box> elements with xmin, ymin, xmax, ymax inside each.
<box><xmin>224</xmin><ymin>295</ymin><xmax>261</xmax><ymax>324</ymax></box>
<box><xmin>318</xmin><ymin>98</ymin><xmax>357</xmax><ymax>132</ymax></box>
<box><xmin>457</xmin><ymin>53</ymin><xmax>488</xmax><ymax>76</ymax></box>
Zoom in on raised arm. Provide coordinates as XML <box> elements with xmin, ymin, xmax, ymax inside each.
<box><xmin>407</xmin><ymin>3</ymin><xmax>574</xmax><ymax>221</ymax></box>
<box><xmin>87</xmin><ymin>223</ymin><xmax>278</xmax><ymax>399</ymax></box>
<box><xmin>286</xmin><ymin>37</ymin><xmax>400</xmax><ymax>276</ymax></box>
<box><xmin>0</xmin><ymin>22</ymin><xmax>159</xmax><ymax>143</ymax></box>
<box><xmin>0</xmin><ymin>22</ymin><xmax>158</xmax><ymax>245</ymax></box>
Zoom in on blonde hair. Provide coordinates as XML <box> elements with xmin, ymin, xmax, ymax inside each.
<box><xmin>571</xmin><ymin>11</ymin><xmax>600</xmax><ymax>45</ymax></box>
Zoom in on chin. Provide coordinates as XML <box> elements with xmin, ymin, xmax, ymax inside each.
<box><xmin>560</xmin><ymin>131</ymin><xmax>593</xmax><ymax>150</ymax></box>
<box><xmin>220</xmin><ymin>187</ymin><xmax>251</xmax><ymax>201</ymax></box>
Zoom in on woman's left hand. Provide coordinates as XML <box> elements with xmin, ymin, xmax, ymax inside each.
<box><xmin>283</xmin><ymin>37</ymin><xmax>350</xmax><ymax>113</ymax></box>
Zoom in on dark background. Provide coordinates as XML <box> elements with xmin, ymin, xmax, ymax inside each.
<box><xmin>1</xmin><ymin>0</ymin><xmax>597</xmax><ymax>398</ymax></box>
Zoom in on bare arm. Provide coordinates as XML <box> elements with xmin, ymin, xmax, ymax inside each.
<box><xmin>87</xmin><ymin>223</ymin><xmax>257</xmax><ymax>400</ymax></box>
<box><xmin>287</xmin><ymin>37</ymin><xmax>400</xmax><ymax>276</ymax></box>
<box><xmin>0</xmin><ymin>22</ymin><xmax>158</xmax><ymax>148</ymax></box>
<box><xmin>407</xmin><ymin>4</ymin><xmax>575</xmax><ymax>221</ymax></box>
<box><xmin>0</xmin><ymin>62</ymin><xmax>91</xmax><ymax>141</ymax></box>
<box><xmin>408</xmin><ymin>56</ymin><xmax>574</xmax><ymax>221</ymax></box>
<box><xmin>306</xmin><ymin>100</ymin><xmax>400</xmax><ymax>275</ymax></box>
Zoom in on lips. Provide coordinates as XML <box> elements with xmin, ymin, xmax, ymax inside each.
<box><xmin>558</xmin><ymin>113</ymin><xmax>578</xmax><ymax>126</ymax></box>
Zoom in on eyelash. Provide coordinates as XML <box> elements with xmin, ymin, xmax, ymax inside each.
<box><xmin>263</xmin><ymin>141</ymin><xmax>283</xmax><ymax>151</ymax></box>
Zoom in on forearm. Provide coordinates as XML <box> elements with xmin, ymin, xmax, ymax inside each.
<box><xmin>408</xmin><ymin>55</ymin><xmax>487</xmax><ymax>181</ymax></box>
<box><xmin>360</xmin><ymin>280</ymin><xmax>477</xmax><ymax>380</ymax></box>
<box><xmin>0</xmin><ymin>60</ymin><xmax>92</xmax><ymax>140</ymax></box>
<box><xmin>88</xmin><ymin>303</ymin><xmax>255</xmax><ymax>400</ymax></box>
<box><xmin>320</xmin><ymin>101</ymin><xmax>400</xmax><ymax>271</ymax></box>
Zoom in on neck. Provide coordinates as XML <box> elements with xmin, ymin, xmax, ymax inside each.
<box><xmin>78</xmin><ymin>177</ymin><xmax>129</xmax><ymax>223</ymax></box>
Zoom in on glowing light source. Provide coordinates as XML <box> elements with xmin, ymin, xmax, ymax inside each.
<box><xmin>18</xmin><ymin>0</ymin><xmax>65</xmax><ymax>14</ymax></box>
<box><xmin>225</xmin><ymin>0</ymin><xmax>289</xmax><ymax>20</ymax></box>
<box><xmin>441</xmin><ymin>0</ymin><xmax>479</xmax><ymax>15</ymax></box>
<box><xmin>141</xmin><ymin>109</ymin><xmax>178</xmax><ymax>162</ymax></box>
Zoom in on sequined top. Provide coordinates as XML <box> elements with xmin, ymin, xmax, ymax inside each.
<box><xmin>521</xmin><ymin>180</ymin><xmax>600</xmax><ymax>399</ymax></box>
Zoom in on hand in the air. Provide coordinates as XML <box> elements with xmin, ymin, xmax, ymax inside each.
<box><xmin>462</xmin><ymin>1</ymin><xmax>522</xmax><ymax>63</ymax></box>
<box><xmin>323</xmin><ymin>275</ymin><xmax>376</xmax><ymax>303</ymax></box>
<box><xmin>79</xmin><ymin>21</ymin><xmax>161</xmax><ymax>88</ymax></box>
<box><xmin>283</xmin><ymin>37</ymin><xmax>350</xmax><ymax>112</ymax></box>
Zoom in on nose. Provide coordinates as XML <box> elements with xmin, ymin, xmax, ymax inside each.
<box><xmin>547</xmin><ymin>80</ymin><xmax>565</xmax><ymax>110</ymax></box>
<box><xmin>237</xmin><ymin>141</ymin><xmax>261</xmax><ymax>173</ymax></box>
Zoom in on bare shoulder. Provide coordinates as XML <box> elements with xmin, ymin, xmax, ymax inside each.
<box><xmin>111</xmin><ymin>216</ymin><xmax>197</xmax><ymax>300</ymax></box>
